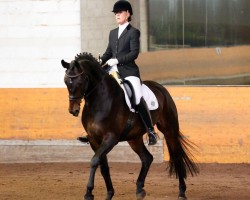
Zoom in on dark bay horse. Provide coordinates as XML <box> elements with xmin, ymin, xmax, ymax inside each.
<box><xmin>61</xmin><ymin>52</ymin><xmax>198</xmax><ymax>200</ymax></box>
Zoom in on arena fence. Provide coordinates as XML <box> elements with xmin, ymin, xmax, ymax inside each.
<box><xmin>0</xmin><ymin>87</ymin><xmax>249</xmax><ymax>163</ymax></box>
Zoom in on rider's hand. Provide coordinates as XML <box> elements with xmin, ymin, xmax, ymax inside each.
<box><xmin>106</xmin><ymin>58</ymin><xmax>118</xmax><ymax>66</ymax></box>
<box><xmin>98</xmin><ymin>58</ymin><xmax>102</xmax><ymax>64</ymax></box>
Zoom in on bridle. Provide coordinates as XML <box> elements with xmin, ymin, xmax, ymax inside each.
<box><xmin>65</xmin><ymin>71</ymin><xmax>84</xmax><ymax>78</ymax></box>
<box><xmin>65</xmin><ymin>67</ymin><xmax>107</xmax><ymax>100</ymax></box>
<box><xmin>65</xmin><ymin>70</ymin><xmax>85</xmax><ymax>100</ymax></box>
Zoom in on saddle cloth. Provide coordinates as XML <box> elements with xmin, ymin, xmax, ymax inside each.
<box><xmin>122</xmin><ymin>83</ymin><xmax>159</xmax><ymax>112</ymax></box>
<box><xmin>109</xmin><ymin>70</ymin><xmax>159</xmax><ymax>112</ymax></box>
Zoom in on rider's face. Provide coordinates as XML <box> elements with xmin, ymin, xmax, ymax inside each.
<box><xmin>115</xmin><ymin>10</ymin><xmax>130</xmax><ymax>25</ymax></box>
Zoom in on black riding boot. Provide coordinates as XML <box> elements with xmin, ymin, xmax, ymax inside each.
<box><xmin>77</xmin><ymin>135</ymin><xmax>89</xmax><ymax>143</ymax></box>
<box><xmin>136</xmin><ymin>98</ymin><xmax>158</xmax><ymax>145</ymax></box>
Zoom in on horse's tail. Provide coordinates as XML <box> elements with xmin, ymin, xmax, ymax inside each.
<box><xmin>166</xmin><ymin>129</ymin><xmax>199</xmax><ymax>178</ymax></box>
<box><xmin>158</xmin><ymin>86</ymin><xmax>199</xmax><ymax>178</ymax></box>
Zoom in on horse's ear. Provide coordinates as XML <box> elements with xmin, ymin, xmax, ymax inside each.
<box><xmin>61</xmin><ymin>60</ymin><xmax>69</xmax><ymax>69</ymax></box>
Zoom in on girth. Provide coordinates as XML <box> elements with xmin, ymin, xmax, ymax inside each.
<box><xmin>119</xmin><ymin>112</ymin><xmax>136</xmax><ymax>141</ymax></box>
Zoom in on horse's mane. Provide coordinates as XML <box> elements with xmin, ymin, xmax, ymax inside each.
<box><xmin>75</xmin><ymin>52</ymin><xmax>107</xmax><ymax>76</ymax></box>
<box><xmin>75</xmin><ymin>52</ymin><xmax>99</xmax><ymax>65</ymax></box>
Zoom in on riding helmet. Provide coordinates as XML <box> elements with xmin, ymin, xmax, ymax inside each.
<box><xmin>112</xmin><ymin>0</ymin><xmax>133</xmax><ymax>16</ymax></box>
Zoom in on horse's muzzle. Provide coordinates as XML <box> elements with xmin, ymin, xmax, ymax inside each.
<box><xmin>69</xmin><ymin>100</ymin><xmax>81</xmax><ymax>117</ymax></box>
<box><xmin>69</xmin><ymin>109</ymin><xmax>80</xmax><ymax>117</ymax></box>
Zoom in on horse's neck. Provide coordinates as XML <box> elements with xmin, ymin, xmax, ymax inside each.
<box><xmin>86</xmin><ymin>75</ymin><xmax>124</xmax><ymax>107</ymax></box>
<box><xmin>82</xmin><ymin>75</ymin><xmax>132</xmax><ymax>130</ymax></box>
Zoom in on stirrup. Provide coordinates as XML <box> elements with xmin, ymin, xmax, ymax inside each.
<box><xmin>147</xmin><ymin>132</ymin><xmax>158</xmax><ymax>145</ymax></box>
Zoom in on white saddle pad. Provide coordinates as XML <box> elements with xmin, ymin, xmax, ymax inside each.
<box><xmin>121</xmin><ymin>83</ymin><xmax>159</xmax><ymax>112</ymax></box>
<box><xmin>108</xmin><ymin>69</ymin><xmax>159</xmax><ymax>112</ymax></box>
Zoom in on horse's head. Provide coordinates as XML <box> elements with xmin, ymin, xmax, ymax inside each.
<box><xmin>61</xmin><ymin>59</ymin><xmax>88</xmax><ymax>116</ymax></box>
<box><xmin>61</xmin><ymin>53</ymin><xmax>105</xmax><ymax>117</ymax></box>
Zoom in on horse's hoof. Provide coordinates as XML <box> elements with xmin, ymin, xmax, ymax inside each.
<box><xmin>84</xmin><ymin>193</ymin><xmax>94</xmax><ymax>200</ymax></box>
<box><xmin>178</xmin><ymin>196</ymin><xmax>187</xmax><ymax>200</ymax></box>
<box><xmin>105</xmin><ymin>191</ymin><xmax>114</xmax><ymax>200</ymax></box>
<box><xmin>136</xmin><ymin>189</ymin><xmax>146</xmax><ymax>200</ymax></box>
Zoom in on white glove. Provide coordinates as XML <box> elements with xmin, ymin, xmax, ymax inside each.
<box><xmin>106</xmin><ymin>58</ymin><xmax>118</xmax><ymax>66</ymax></box>
<box><xmin>98</xmin><ymin>58</ymin><xmax>102</xmax><ymax>64</ymax></box>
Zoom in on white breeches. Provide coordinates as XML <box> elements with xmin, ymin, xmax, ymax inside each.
<box><xmin>108</xmin><ymin>65</ymin><xmax>142</xmax><ymax>105</ymax></box>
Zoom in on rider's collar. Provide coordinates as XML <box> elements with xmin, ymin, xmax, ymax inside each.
<box><xmin>118</xmin><ymin>22</ymin><xmax>129</xmax><ymax>38</ymax></box>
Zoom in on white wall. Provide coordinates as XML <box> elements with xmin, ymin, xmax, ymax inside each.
<box><xmin>0</xmin><ymin>0</ymin><xmax>80</xmax><ymax>88</ymax></box>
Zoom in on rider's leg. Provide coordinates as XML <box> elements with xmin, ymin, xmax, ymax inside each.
<box><xmin>136</xmin><ymin>97</ymin><xmax>158</xmax><ymax>145</ymax></box>
<box><xmin>77</xmin><ymin>135</ymin><xmax>89</xmax><ymax>143</ymax></box>
<box><xmin>124</xmin><ymin>76</ymin><xmax>158</xmax><ymax>145</ymax></box>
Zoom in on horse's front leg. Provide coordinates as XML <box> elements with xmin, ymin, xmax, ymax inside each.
<box><xmin>128</xmin><ymin>138</ymin><xmax>153</xmax><ymax>200</ymax></box>
<box><xmin>100</xmin><ymin>156</ymin><xmax>114</xmax><ymax>200</ymax></box>
<box><xmin>84</xmin><ymin>136</ymin><xmax>117</xmax><ymax>200</ymax></box>
<box><xmin>84</xmin><ymin>155</ymin><xmax>97</xmax><ymax>200</ymax></box>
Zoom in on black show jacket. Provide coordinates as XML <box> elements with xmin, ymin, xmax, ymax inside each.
<box><xmin>101</xmin><ymin>24</ymin><xmax>141</xmax><ymax>79</ymax></box>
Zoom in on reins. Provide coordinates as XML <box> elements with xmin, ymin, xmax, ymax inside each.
<box><xmin>83</xmin><ymin>62</ymin><xmax>108</xmax><ymax>99</ymax></box>
<box><xmin>83</xmin><ymin>73</ymin><xmax>107</xmax><ymax>99</ymax></box>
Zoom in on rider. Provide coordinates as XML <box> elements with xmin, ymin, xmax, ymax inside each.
<box><xmin>78</xmin><ymin>0</ymin><xmax>158</xmax><ymax>145</ymax></box>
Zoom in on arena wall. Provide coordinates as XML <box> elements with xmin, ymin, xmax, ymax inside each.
<box><xmin>1</xmin><ymin>86</ymin><xmax>249</xmax><ymax>163</ymax></box>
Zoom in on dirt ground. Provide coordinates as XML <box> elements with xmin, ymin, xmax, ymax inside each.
<box><xmin>0</xmin><ymin>162</ymin><xmax>249</xmax><ymax>200</ymax></box>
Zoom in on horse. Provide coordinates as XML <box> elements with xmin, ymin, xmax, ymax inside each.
<box><xmin>61</xmin><ymin>52</ymin><xmax>199</xmax><ymax>200</ymax></box>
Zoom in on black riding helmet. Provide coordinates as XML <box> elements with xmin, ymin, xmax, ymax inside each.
<box><xmin>112</xmin><ymin>0</ymin><xmax>133</xmax><ymax>21</ymax></box>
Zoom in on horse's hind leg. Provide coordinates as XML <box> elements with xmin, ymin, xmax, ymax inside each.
<box><xmin>100</xmin><ymin>156</ymin><xmax>114</xmax><ymax>200</ymax></box>
<box><xmin>128</xmin><ymin>138</ymin><xmax>153</xmax><ymax>200</ymax></box>
<box><xmin>156</xmin><ymin>125</ymin><xmax>187</xmax><ymax>199</ymax></box>
<box><xmin>157</xmin><ymin>119</ymin><xmax>198</xmax><ymax>199</ymax></box>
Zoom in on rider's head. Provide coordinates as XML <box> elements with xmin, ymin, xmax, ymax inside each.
<box><xmin>112</xmin><ymin>0</ymin><xmax>133</xmax><ymax>23</ymax></box>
